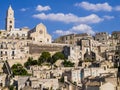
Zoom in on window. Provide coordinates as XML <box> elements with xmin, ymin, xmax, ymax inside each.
<box><xmin>22</xmin><ymin>34</ymin><xmax>25</xmax><ymax>37</ymax></box>
<box><xmin>66</xmin><ymin>37</ymin><xmax>68</xmax><ymax>40</ymax></box>
<box><xmin>70</xmin><ymin>36</ymin><xmax>73</xmax><ymax>39</ymax></box>
<box><xmin>72</xmin><ymin>47</ymin><xmax>74</xmax><ymax>50</ymax></box>
<box><xmin>0</xmin><ymin>83</ymin><xmax>2</xmax><ymax>87</ymax></box>
<box><xmin>9</xmin><ymin>25</ymin><xmax>12</xmax><ymax>29</ymax></box>
<box><xmin>47</xmin><ymin>39</ymin><xmax>49</xmax><ymax>42</ymax></box>
<box><xmin>5</xmin><ymin>51</ymin><xmax>7</xmax><ymax>55</ymax></box>
<box><xmin>26</xmin><ymin>51</ymin><xmax>28</xmax><ymax>53</ymax></box>
<box><xmin>16</xmin><ymin>33</ymin><xmax>19</xmax><ymax>37</ymax></box>
<box><xmin>27</xmin><ymin>43</ymin><xmax>28</xmax><ymax>46</ymax></box>
<box><xmin>33</xmin><ymin>38</ymin><xmax>35</xmax><ymax>40</ymax></box>
<box><xmin>12</xmin><ymin>51</ymin><xmax>15</xmax><ymax>56</ymax></box>
<box><xmin>0</xmin><ymin>51</ymin><xmax>3</xmax><ymax>57</ymax></box>
<box><xmin>20</xmin><ymin>56</ymin><xmax>22</xmax><ymax>59</ymax></box>
<box><xmin>1</xmin><ymin>45</ymin><xmax>3</xmax><ymax>49</ymax></box>
<box><xmin>10</xmin><ymin>21</ymin><xmax>12</xmax><ymax>23</ymax></box>
<box><xmin>12</xmin><ymin>57</ymin><xmax>14</xmax><ymax>59</ymax></box>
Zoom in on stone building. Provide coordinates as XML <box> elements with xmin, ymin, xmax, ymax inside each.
<box><xmin>54</xmin><ymin>33</ymin><xmax>93</xmax><ymax>45</ymax></box>
<box><xmin>71</xmin><ymin>69</ymin><xmax>82</xmax><ymax>85</ymax></box>
<box><xmin>54</xmin><ymin>34</ymin><xmax>75</xmax><ymax>44</ymax></box>
<box><xmin>0</xmin><ymin>5</ymin><xmax>54</xmax><ymax>62</ymax></box>
<box><xmin>111</xmin><ymin>31</ymin><xmax>120</xmax><ymax>40</ymax></box>
<box><xmin>95</xmin><ymin>32</ymin><xmax>109</xmax><ymax>44</ymax></box>
<box><xmin>64</xmin><ymin>38</ymin><xmax>104</xmax><ymax>64</ymax></box>
<box><xmin>0</xmin><ymin>6</ymin><xmax>29</xmax><ymax>40</ymax></box>
<box><xmin>0</xmin><ymin>5</ymin><xmax>52</xmax><ymax>43</ymax></box>
<box><xmin>68</xmin><ymin>45</ymin><xmax>82</xmax><ymax>66</ymax></box>
<box><xmin>5</xmin><ymin>5</ymin><xmax>14</xmax><ymax>32</ymax></box>
<box><xmin>30</xmin><ymin>77</ymin><xmax>59</xmax><ymax>90</ymax></box>
<box><xmin>0</xmin><ymin>39</ymin><xmax>29</xmax><ymax>61</ymax></box>
<box><xmin>0</xmin><ymin>74</ymin><xmax>7</xmax><ymax>87</ymax></box>
<box><xmin>84</xmin><ymin>74</ymin><xmax>118</xmax><ymax>90</ymax></box>
<box><xmin>28</xmin><ymin>23</ymin><xmax>52</xmax><ymax>43</ymax></box>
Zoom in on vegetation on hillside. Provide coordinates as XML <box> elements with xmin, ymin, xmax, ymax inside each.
<box><xmin>62</xmin><ymin>60</ymin><xmax>74</xmax><ymax>67</ymax></box>
<box><xmin>24</xmin><ymin>51</ymin><xmax>72</xmax><ymax>67</ymax></box>
<box><xmin>11</xmin><ymin>63</ymin><xmax>28</xmax><ymax>76</ymax></box>
<box><xmin>25</xmin><ymin>51</ymin><xmax>65</xmax><ymax>65</ymax></box>
<box><xmin>38</xmin><ymin>51</ymin><xmax>51</xmax><ymax>65</ymax></box>
<box><xmin>24</xmin><ymin>57</ymin><xmax>38</xmax><ymax>68</ymax></box>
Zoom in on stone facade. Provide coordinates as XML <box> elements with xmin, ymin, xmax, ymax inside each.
<box><xmin>28</xmin><ymin>23</ymin><xmax>51</xmax><ymax>43</ymax></box>
<box><xmin>0</xmin><ymin>5</ymin><xmax>52</xmax><ymax>44</ymax></box>
<box><xmin>0</xmin><ymin>39</ymin><xmax>29</xmax><ymax>61</ymax></box>
<box><xmin>5</xmin><ymin>5</ymin><xmax>15</xmax><ymax>31</ymax></box>
<box><xmin>71</xmin><ymin>69</ymin><xmax>82</xmax><ymax>84</ymax></box>
<box><xmin>54</xmin><ymin>33</ymin><xmax>93</xmax><ymax>45</ymax></box>
<box><xmin>62</xmin><ymin>31</ymin><xmax>120</xmax><ymax>67</ymax></box>
<box><xmin>95</xmin><ymin>32</ymin><xmax>109</xmax><ymax>44</ymax></box>
<box><xmin>0</xmin><ymin>5</ymin><xmax>54</xmax><ymax>62</ymax></box>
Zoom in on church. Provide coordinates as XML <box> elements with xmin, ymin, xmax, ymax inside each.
<box><xmin>0</xmin><ymin>5</ymin><xmax>52</xmax><ymax>43</ymax></box>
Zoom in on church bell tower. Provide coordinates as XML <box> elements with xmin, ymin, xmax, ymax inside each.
<box><xmin>5</xmin><ymin>5</ymin><xmax>15</xmax><ymax>31</ymax></box>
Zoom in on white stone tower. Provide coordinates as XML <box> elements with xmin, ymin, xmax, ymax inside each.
<box><xmin>5</xmin><ymin>5</ymin><xmax>15</xmax><ymax>31</ymax></box>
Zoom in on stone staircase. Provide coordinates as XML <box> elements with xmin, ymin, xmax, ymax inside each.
<box><xmin>4</xmin><ymin>60</ymin><xmax>12</xmax><ymax>76</ymax></box>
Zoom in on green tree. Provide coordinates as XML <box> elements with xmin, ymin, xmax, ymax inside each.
<box><xmin>24</xmin><ymin>57</ymin><xmax>32</xmax><ymax>68</ymax></box>
<box><xmin>38</xmin><ymin>52</ymin><xmax>51</xmax><ymax>65</ymax></box>
<box><xmin>11</xmin><ymin>63</ymin><xmax>28</xmax><ymax>76</ymax></box>
<box><xmin>47</xmin><ymin>56</ymin><xmax>54</xmax><ymax>64</ymax></box>
<box><xmin>24</xmin><ymin>57</ymin><xmax>38</xmax><ymax>68</ymax></box>
<box><xmin>63</xmin><ymin>60</ymin><xmax>74</xmax><ymax>67</ymax></box>
<box><xmin>9</xmin><ymin>85</ymin><xmax>14</xmax><ymax>90</ymax></box>
<box><xmin>52</xmin><ymin>52</ymin><xmax>65</xmax><ymax>64</ymax></box>
<box><xmin>31</xmin><ymin>60</ymin><xmax>38</xmax><ymax>65</ymax></box>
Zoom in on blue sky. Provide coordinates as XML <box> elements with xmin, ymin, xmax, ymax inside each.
<box><xmin>0</xmin><ymin>0</ymin><xmax>120</xmax><ymax>39</ymax></box>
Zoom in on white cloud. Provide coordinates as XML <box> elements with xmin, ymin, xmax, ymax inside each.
<box><xmin>20</xmin><ymin>8</ymin><xmax>28</xmax><ymax>12</ymax></box>
<box><xmin>72</xmin><ymin>24</ymin><xmax>95</xmax><ymax>35</ymax></box>
<box><xmin>54</xmin><ymin>30</ymin><xmax>73</xmax><ymax>35</ymax></box>
<box><xmin>75</xmin><ymin>2</ymin><xmax>112</xmax><ymax>12</ymax></box>
<box><xmin>103</xmin><ymin>15</ymin><xmax>114</xmax><ymax>20</ymax></box>
<box><xmin>114</xmin><ymin>6</ymin><xmax>120</xmax><ymax>11</ymax></box>
<box><xmin>36</xmin><ymin>5</ymin><xmax>51</xmax><ymax>11</ymax></box>
<box><xmin>33</xmin><ymin>13</ymin><xmax>103</xmax><ymax>24</ymax></box>
<box><xmin>54</xmin><ymin>24</ymin><xmax>95</xmax><ymax>36</ymax></box>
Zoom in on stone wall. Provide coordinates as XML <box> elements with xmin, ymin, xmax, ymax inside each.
<box><xmin>7</xmin><ymin>58</ymin><xmax>28</xmax><ymax>67</ymax></box>
<box><xmin>28</xmin><ymin>43</ymin><xmax>66</xmax><ymax>54</ymax></box>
